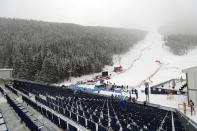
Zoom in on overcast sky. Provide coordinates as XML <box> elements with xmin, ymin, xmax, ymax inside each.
<box><xmin>0</xmin><ymin>0</ymin><xmax>196</xmax><ymax>30</ymax></box>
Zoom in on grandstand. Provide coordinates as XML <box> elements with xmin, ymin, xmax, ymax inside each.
<box><xmin>0</xmin><ymin>108</ymin><xmax>8</xmax><ymax>131</ymax></box>
<box><xmin>0</xmin><ymin>79</ymin><xmax>196</xmax><ymax>131</ymax></box>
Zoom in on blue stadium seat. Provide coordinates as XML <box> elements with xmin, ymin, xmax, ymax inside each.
<box><xmin>68</xmin><ymin>124</ymin><xmax>77</xmax><ymax>131</ymax></box>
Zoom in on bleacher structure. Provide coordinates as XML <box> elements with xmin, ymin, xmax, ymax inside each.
<box><xmin>0</xmin><ymin>79</ymin><xmax>196</xmax><ymax>131</ymax></box>
<box><xmin>150</xmin><ymin>79</ymin><xmax>186</xmax><ymax>95</ymax></box>
<box><xmin>0</xmin><ymin>109</ymin><xmax>8</xmax><ymax>131</ymax></box>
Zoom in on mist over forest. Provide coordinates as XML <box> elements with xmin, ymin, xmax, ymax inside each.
<box><xmin>0</xmin><ymin>18</ymin><xmax>146</xmax><ymax>83</ymax></box>
<box><xmin>159</xmin><ymin>21</ymin><xmax>197</xmax><ymax>55</ymax></box>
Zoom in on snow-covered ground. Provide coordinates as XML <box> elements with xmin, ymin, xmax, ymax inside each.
<box><xmin>60</xmin><ymin>30</ymin><xmax>197</xmax><ymax>87</ymax></box>
<box><xmin>109</xmin><ymin>30</ymin><xmax>197</xmax><ymax>87</ymax></box>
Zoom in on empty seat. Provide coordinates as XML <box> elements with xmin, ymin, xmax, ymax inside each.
<box><xmin>85</xmin><ymin>112</ymin><xmax>90</xmax><ymax>119</ymax></box>
<box><xmin>101</xmin><ymin>119</ymin><xmax>108</xmax><ymax>127</ymax></box>
<box><xmin>78</xmin><ymin>116</ymin><xmax>86</xmax><ymax>127</ymax></box>
<box><xmin>68</xmin><ymin>124</ymin><xmax>77</xmax><ymax>131</ymax></box>
<box><xmin>59</xmin><ymin>118</ymin><xmax>67</xmax><ymax>130</ymax></box>
<box><xmin>38</xmin><ymin>126</ymin><xmax>49</xmax><ymax>131</ymax></box>
<box><xmin>0</xmin><ymin>118</ymin><xmax>5</xmax><ymax>125</ymax></box>
<box><xmin>53</xmin><ymin>114</ymin><xmax>60</xmax><ymax>126</ymax></box>
<box><xmin>110</xmin><ymin>121</ymin><xmax>120</xmax><ymax>131</ymax></box>
<box><xmin>92</xmin><ymin>115</ymin><xmax>99</xmax><ymax>123</ymax></box>
<box><xmin>46</xmin><ymin>110</ymin><xmax>53</xmax><ymax>121</ymax></box>
<box><xmin>98</xmin><ymin>125</ymin><xmax>108</xmax><ymax>131</ymax></box>
<box><xmin>33</xmin><ymin>120</ymin><xmax>44</xmax><ymax>130</ymax></box>
<box><xmin>0</xmin><ymin>124</ymin><xmax>8</xmax><ymax>131</ymax></box>
<box><xmin>71</xmin><ymin>112</ymin><xmax>77</xmax><ymax>122</ymax></box>
<box><xmin>41</xmin><ymin>107</ymin><xmax>47</xmax><ymax>116</ymax></box>
<box><xmin>87</xmin><ymin>120</ymin><xmax>96</xmax><ymax>131</ymax></box>
<box><xmin>64</xmin><ymin>109</ymin><xmax>70</xmax><ymax>118</ymax></box>
<box><xmin>78</xmin><ymin>110</ymin><xmax>83</xmax><ymax>116</ymax></box>
<box><xmin>59</xmin><ymin>107</ymin><xmax>64</xmax><ymax>114</ymax></box>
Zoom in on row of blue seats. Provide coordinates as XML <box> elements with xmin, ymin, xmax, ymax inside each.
<box><xmin>13</xmin><ymin>79</ymin><xmax>73</xmax><ymax>96</ymax></box>
<box><xmin>0</xmin><ymin>86</ymin><xmax>4</xmax><ymax>94</ymax></box>
<box><xmin>4</xmin><ymin>84</ymin><xmax>18</xmax><ymax>95</ymax></box>
<box><xmin>37</xmin><ymin>95</ymin><xmax>152</xmax><ymax>131</ymax></box>
<box><xmin>12</xmin><ymin>80</ymin><xmax>186</xmax><ymax>131</ymax></box>
<box><xmin>0</xmin><ymin>109</ymin><xmax>8</xmax><ymax>131</ymax></box>
<box><xmin>0</xmin><ymin>86</ymin><xmax>9</xmax><ymax>131</ymax></box>
<box><xmin>35</xmin><ymin>96</ymin><xmax>106</xmax><ymax>131</ymax></box>
<box><xmin>5</xmin><ymin>94</ymin><xmax>48</xmax><ymax>131</ymax></box>
<box><xmin>22</xmin><ymin>95</ymin><xmax>79</xmax><ymax>131</ymax></box>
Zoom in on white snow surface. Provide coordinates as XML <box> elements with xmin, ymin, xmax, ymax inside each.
<box><xmin>60</xmin><ymin>30</ymin><xmax>197</xmax><ymax>87</ymax></box>
<box><xmin>109</xmin><ymin>30</ymin><xmax>197</xmax><ymax>87</ymax></box>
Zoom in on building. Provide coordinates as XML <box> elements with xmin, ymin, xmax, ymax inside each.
<box><xmin>0</xmin><ymin>68</ymin><xmax>13</xmax><ymax>80</ymax></box>
<box><xmin>183</xmin><ymin>66</ymin><xmax>197</xmax><ymax>105</ymax></box>
<box><xmin>113</xmin><ymin>65</ymin><xmax>123</xmax><ymax>72</ymax></box>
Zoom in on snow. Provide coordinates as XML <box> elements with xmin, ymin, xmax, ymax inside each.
<box><xmin>60</xmin><ymin>30</ymin><xmax>197</xmax><ymax>87</ymax></box>
<box><xmin>109</xmin><ymin>30</ymin><xmax>197</xmax><ymax>87</ymax></box>
<box><xmin>59</xmin><ymin>72</ymin><xmax>100</xmax><ymax>85</ymax></box>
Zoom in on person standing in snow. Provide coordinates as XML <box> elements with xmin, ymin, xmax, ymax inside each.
<box><xmin>135</xmin><ymin>89</ymin><xmax>138</xmax><ymax>99</ymax></box>
<box><xmin>189</xmin><ymin>99</ymin><xmax>195</xmax><ymax>115</ymax></box>
<box><xmin>172</xmin><ymin>80</ymin><xmax>176</xmax><ymax>89</ymax></box>
<box><xmin>144</xmin><ymin>82</ymin><xmax>149</xmax><ymax>102</ymax></box>
<box><xmin>119</xmin><ymin>96</ymin><xmax>127</xmax><ymax>112</ymax></box>
<box><xmin>183</xmin><ymin>102</ymin><xmax>186</xmax><ymax>114</ymax></box>
<box><xmin>128</xmin><ymin>90</ymin><xmax>132</xmax><ymax>102</ymax></box>
<box><xmin>111</xmin><ymin>94</ymin><xmax>114</xmax><ymax>100</ymax></box>
<box><xmin>180</xmin><ymin>76</ymin><xmax>183</xmax><ymax>83</ymax></box>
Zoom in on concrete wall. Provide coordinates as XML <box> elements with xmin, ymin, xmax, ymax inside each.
<box><xmin>0</xmin><ymin>70</ymin><xmax>12</xmax><ymax>79</ymax></box>
<box><xmin>187</xmin><ymin>71</ymin><xmax>197</xmax><ymax>105</ymax></box>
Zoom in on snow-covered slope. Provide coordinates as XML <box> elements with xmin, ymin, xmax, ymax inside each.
<box><xmin>60</xmin><ymin>30</ymin><xmax>197</xmax><ymax>87</ymax></box>
<box><xmin>109</xmin><ymin>30</ymin><xmax>197</xmax><ymax>87</ymax></box>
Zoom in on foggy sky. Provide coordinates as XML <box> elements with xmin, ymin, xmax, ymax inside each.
<box><xmin>0</xmin><ymin>0</ymin><xmax>197</xmax><ymax>30</ymax></box>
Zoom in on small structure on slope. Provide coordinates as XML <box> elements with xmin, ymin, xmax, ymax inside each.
<box><xmin>0</xmin><ymin>68</ymin><xmax>13</xmax><ymax>80</ymax></box>
<box><xmin>113</xmin><ymin>65</ymin><xmax>123</xmax><ymax>72</ymax></box>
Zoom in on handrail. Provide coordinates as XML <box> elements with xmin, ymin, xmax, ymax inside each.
<box><xmin>171</xmin><ymin>111</ymin><xmax>175</xmax><ymax>131</ymax></box>
<box><xmin>157</xmin><ymin>112</ymin><xmax>169</xmax><ymax>131</ymax></box>
<box><xmin>176</xmin><ymin>109</ymin><xmax>197</xmax><ymax>129</ymax></box>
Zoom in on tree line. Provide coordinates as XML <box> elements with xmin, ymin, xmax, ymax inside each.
<box><xmin>164</xmin><ymin>35</ymin><xmax>197</xmax><ymax>55</ymax></box>
<box><xmin>0</xmin><ymin>18</ymin><xmax>146</xmax><ymax>83</ymax></box>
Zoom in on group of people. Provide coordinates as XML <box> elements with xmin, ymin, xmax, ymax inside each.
<box><xmin>130</xmin><ymin>88</ymin><xmax>138</xmax><ymax>99</ymax></box>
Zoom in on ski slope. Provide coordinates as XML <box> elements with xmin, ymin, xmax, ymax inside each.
<box><xmin>109</xmin><ymin>30</ymin><xmax>197</xmax><ymax>87</ymax></box>
<box><xmin>60</xmin><ymin>30</ymin><xmax>197</xmax><ymax>87</ymax></box>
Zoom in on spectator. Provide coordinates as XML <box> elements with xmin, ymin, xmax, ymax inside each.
<box><xmin>145</xmin><ymin>87</ymin><xmax>149</xmax><ymax>102</ymax></box>
<box><xmin>189</xmin><ymin>100</ymin><xmax>195</xmax><ymax>115</ymax></box>
<box><xmin>172</xmin><ymin>80</ymin><xmax>176</xmax><ymax>89</ymax></box>
<box><xmin>119</xmin><ymin>97</ymin><xmax>127</xmax><ymax>112</ymax></box>
<box><xmin>111</xmin><ymin>94</ymin><xmax>114</xmax><ymax>100</ymax></box>
<box><xmin>183</xmin><ymin>102</ymin><xmax>186</xmax><ymax>114</ymax></box>
<box><xmin>132</xmin><ymin>97</ymin><xmax>136</xmax><ymax>103</ymax></box>
<box><xmin>128</xmin><ymin>96</ymin><xmax>132</xmax><ymax>102</ymax></box>
<box><xmin>135</xmin><ymin>89</ymin><xmax>138</xmax><ymax>99</ymax></box>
